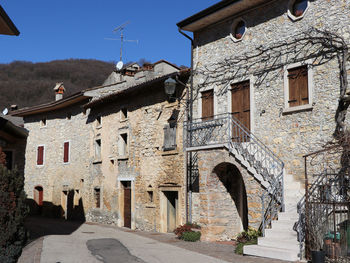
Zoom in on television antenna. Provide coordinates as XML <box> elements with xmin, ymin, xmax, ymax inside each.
<box><xmin>105</xmin><ymin>21</ymin><xmax>138</xmax><ymax>65</ymax></box>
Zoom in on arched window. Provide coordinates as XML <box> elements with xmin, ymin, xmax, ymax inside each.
<box><xmin>292</xmin><ymin>0</ymin><xmax>308</xmax><ymax>17</ymax></box>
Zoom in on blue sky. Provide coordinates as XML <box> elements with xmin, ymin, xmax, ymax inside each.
<box><xmin>0</xmin><ymin>1</ymin><xmax>218</xmax><ymax>67</ymax></box>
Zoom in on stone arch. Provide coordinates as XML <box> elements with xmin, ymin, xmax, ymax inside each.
<box><xmin>213</xmin><ymin>162</ymin><xmax>248</xmax><ymax>231</ymax></box>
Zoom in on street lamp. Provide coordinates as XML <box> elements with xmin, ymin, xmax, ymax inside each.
<box><xmin>164</xmin><ymin>77</ymin><xmax>177</xmax><ymax>100</ymax></box>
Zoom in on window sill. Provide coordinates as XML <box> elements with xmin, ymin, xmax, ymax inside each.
<box><xmin>96</xmin><ymin>125</ymin><xmax>102</xmax><ymax>130</ymax></box>
<box><xmin>93</xmin><ymin>159</ymin><xmax>102</xmax><ymax>164</ymax></box>
<box><xmin>117</xmin><ymin>156</ymin><xmax>129</xmax><ymax>161</ymax></box>
<box><xmin>162</xmin><ymin>149</ymin><xmax>178</xmax><ymax>156</ymax></box>
<box><xmin>120</xmin><ymin>118</ymin><xmax>129</xmax><ymax>123</ymax></box>
<box><xmin>282</xmin><ymin>104</ymin><xmax>313</xmax><ymax>115</ymax></box>
<box><xmin>145</xmin><ymin>203</ymin><xmax>156</xmax><ymax>208</ymax></box>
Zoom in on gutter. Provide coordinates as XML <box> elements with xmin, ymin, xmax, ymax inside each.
<box><xmin>178</xmin><ymin>27</ymin><xmax>194</xmax><ymax>224</ymax></box>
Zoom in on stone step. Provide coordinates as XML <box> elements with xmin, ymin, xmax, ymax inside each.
<box><xmin>258</xmin><ymin>236</ymin><xmax>299</xmax><ymax>250</ymax></box>
<box><xmin>243</xmin><ymin>244</ymin><xmax>299</xmax><ymax>261</ymax></box>
<box><xmin>278</xmin><ymin>212</ymin><xmax>299</xmax><ymax>221</ymax></box>
<box><xmin>271</xmin><ymin>220</ymin><xmax>296</xmax><ymax>231</ymax></box>
<box><xmin>264</xmin><ymin>228</ymin><xmax>297</xmax><ymax>239</ymax></box>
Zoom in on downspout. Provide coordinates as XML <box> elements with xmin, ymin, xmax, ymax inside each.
<box><xmin>178</xmin><ymin>27</ymin><xmax>193</xmax><ymax>223</ymax></box>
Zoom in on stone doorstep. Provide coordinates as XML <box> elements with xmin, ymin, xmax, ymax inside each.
<box><xmin>243</xmin><ymin>244</ymin><xmax>299</xmax><ymax>262</ymax></box>
<box><xmin>264</xmin><ymin>229</ymin><xmax>297</xmax><ymax>239</ymax></box>
<box><xmin>271</xmin><ymin>220</ymin><xmax>297</xmax><ymax>231</ymax></box>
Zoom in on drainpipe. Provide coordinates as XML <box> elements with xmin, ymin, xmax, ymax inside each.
<box><xmin>178</xmin><ymin>27</ymin><xmax>193</xmax><ymax>223</ymax></box>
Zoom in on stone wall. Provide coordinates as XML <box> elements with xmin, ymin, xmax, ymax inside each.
<box><xmin>196</xmin><ymin>149</ymin><xmax>264</xmax><ymax>241</ymax></box>
<box><xmin>88</xmin><ymin>82</ymin><xmax>187</xmax><ymax>232</ymax></box>
<box><xmin>192</xmin><ymin>0</ymin><xmax>350</xmax><ymax>182</ymax></box>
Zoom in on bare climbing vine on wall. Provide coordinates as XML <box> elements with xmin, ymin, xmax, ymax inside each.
<box><xmin>195</xmin><ymin>27</ymin><xmax>349</xmax><ymax>138</ymax></box>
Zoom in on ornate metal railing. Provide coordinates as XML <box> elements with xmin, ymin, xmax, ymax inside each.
<box><xmin>184</xmin><ymin>113</ymin><xmax>284</xmax><ymax>235</ymax></box>
<box><xmin>295</xmin><ymin>168</ymin><xmax>350</xmax><ymax>261</ymax></box>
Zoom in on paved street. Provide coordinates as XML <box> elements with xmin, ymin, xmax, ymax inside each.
<box><xmin>19</xmin><ymin>217</ymin><xmax>292</xmax><ymax>263</ymax></box>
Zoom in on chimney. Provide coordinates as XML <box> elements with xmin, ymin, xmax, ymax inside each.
<box><xmin>10</xmin><ymin>105</ymin><xmax>18</xmax><ymax>111</ymax></box>
<box><xmin>53</xmin><ymin>82</ymin><xmax>65</xmax><ymax>101</ymax></box>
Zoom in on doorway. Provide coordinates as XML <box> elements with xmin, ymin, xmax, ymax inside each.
<box><xmin>164</xmin><ymin>191</ymin><xmax>178</xmax><ymax>232</ymax></box>
<box><xmin>122</xmin><ymin>181</ymin><xmax>132</xmax><ymax>228</ymax></box>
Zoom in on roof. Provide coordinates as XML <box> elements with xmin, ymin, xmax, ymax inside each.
<box><xmin>177</xmin><ymin>0</ymin><xmax>267</xmax><ymax>32</ymax></box>
<box><xmin>85</xmin><ymin>69</ymin><xmax>190</xmax><ymax>109</ymax></box>
<box><xmin>10</xmin><ymin>92</ymin><xmax>90</xmax><ymax>117</ymax></box>
<box><xmin>0</xmin><ymin>5</ymin><xmax>19</xmax><ymax>36</ymax></box>
<box><xmin>0</xmin><ymin>116</ymin><xmax>28</xmax><ymax>139</ymax></box>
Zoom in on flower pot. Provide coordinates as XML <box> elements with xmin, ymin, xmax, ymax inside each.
<box><xmin>312</xmin><ymin>250</ymin><xmax>325</xmax><ymax>263</ymax></box>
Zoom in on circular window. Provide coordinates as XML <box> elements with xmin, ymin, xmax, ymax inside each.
<box><xmin>292</xmin><ymin>0</ymin><xmax>308</xmax><ymax>17</ymax></box>
<box><xmin>230</xmin><ymin>19</ymin><xmax>246</xmax><ymax>42</ymax></box>
<box><xmin>288</xmin><ymin>0</ymin><xmax>309</xmax><ymax>21</ymax></box>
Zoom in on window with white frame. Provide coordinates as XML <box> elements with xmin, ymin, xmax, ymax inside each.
<box><xmin>284</xmin><ymin>63</ymin><xmax>313</xmax><ymax>111</ymax></box>
<box><xmin>37</xmin><ymin>145</ymin><xmax>45</xmax><ymax>166</ymax></box>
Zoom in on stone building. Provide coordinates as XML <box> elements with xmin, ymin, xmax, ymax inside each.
<box><xmin>12</xmin><ymin>61</ymin><xmax>190</xmax><ymax>233</ymax></box>
<box><xmin>84</xmin><ymin>63</ymin><xmax>189</xmax><ymax>232</ymax></box>
<box><xmin>177</xmin><ymin>0</ymin><xmax>350</xmax><ymax>260</ymax></box>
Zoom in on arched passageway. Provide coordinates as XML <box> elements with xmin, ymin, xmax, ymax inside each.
<box><xmin>213</xmin><ymin>162</ymin><xmax>248</xmax><ymax>231</ymax></box>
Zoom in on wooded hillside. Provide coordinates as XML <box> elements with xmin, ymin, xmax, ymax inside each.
<box><xmin>0</xmin><ymin>59</ymin><xmax>114</xmax><ymax>109</ymax></box>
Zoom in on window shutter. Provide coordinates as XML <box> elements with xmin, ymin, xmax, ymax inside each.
<box><xmin>201</xmin><ymin>90</ymin><xmax>214</xmax><ymax>120</ymax></box>
<box><xmin>299</xmin><ymin>67</ymin><xmax>309</xmax><ymax>105</ymax></box>
<box><xmin>288</xmin><ymin>66</ymin><xmax>308</xmax><ymax>107</ymax></box>
<box><xmin>37</xmin><ymin>146</ymin><xmax>44</xmax><ymax>165</ymax></box>
<box><xmin>163</xmin><ymin>122</ymin><xmax>176</xmax><ymax>151</ymax></box>
<box><xmin>64</xmin><ymin>142</ymin><xmax>69</xmax><ymax>163</ymax></box>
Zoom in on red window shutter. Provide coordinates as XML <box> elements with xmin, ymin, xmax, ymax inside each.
<box><xmin>37</xmin><ymin>146</ymin><xmax>44</xmax><ymax>165</ymax></box>
<box><xmin>64</xmin><ymin>142</ymin><xmax>69</xmax><ymax>163</ymax></box>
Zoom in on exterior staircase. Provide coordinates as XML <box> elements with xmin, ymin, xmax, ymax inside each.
<box><xmin>185</xmin><ymin>113</ymin><xmax>303</xmax><ymax>261</ymax></box>
<box><xmin>243</xmin><ymin>174</ymin><xmax>304</xmax><ymax>261</ymax></box>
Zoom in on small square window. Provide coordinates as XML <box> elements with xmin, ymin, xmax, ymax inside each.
<box><xmin>121</xmin><ymin>108</ymin><xmax>128</xmax><ymax>120</ymax></box>
<box><xmin>119</xmin><ymin>133</ymin><xmax>128</xmax><ymax>156</ymax></box>
<box><xmin>96</xmin><ymin>116</ymin><xmax>101</xmax><ymax>127</ymax></box>
<box><xmin>63</xmin><ymin>141</ymin><xmax>70</xmax><ymax>163</ymax></box>
<box><xmin>95</xmin><ymin>139</ymin><xmax>101</xmax><ymax>158</ymax></box>
<box><xmin>147</xmin><ymin>191</ymin><xmax>154</xmax><ymax>203</ymax></box>
<box><xmin>40</xmin><ymin>117</ymin><xmax>47</xmax><ymax>127</ymax></box>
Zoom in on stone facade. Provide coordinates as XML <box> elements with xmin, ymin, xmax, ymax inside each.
<box><xmin>180</xmin><ymin>0</ymin><xmax>350</xmax><ymax>241</ymax></box>
<box><xmin>191</xmin><ymin>0</ymin><xmax>350</xmax><ymax>182</ymax></box>
<box><xmin>87</xmin><ymin>68</ymin><xmax>189</xmax><ymax>232</ymax></box>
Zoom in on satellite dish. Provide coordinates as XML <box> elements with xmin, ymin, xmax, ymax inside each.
<box><xmin>2</xmin><ymin>108</ymin><xmax>8</xmax><ymax>115</ymax></box>
<box><xmin>116</xmin><ymin>61</ymin><xmax>124</xmax><ymax>71</ymax></box>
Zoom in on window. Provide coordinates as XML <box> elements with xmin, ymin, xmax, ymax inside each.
<box><xmin>201</xmin><ymin>90</ymin><xmax>214</xmax><ymax>120</ymax></box>
<box><xmin>230</xmin><ymin>19</ymin><xmax>247</xmax><ymax>42</ymax></box>
<box><xmin>96</xmin><ymin>116</ymin><xmax>101</xmax><ymax>127</ymax></box>
<box><xmin>34</xmin><ymin>186</ymin><xmax>43</xmax><ymax>206</ymax></box>
<box><xmin>288</xmin><ymin>0</ymin><xmax>309</xmax><ymax>21</ymax></box>
<box><xmin>119</xmin><ymin>133</ymin><xmax>128</xmax><ymax>156</ymax></box>
<box><xmin>40</xmin><ymin>117</ymin><xmax>47</xmax><ymax>127</ymax></box>
<box><xmin>292</xmin><ymin>0</ymin><xmax>308</xmax><ymax>17</ymax></box>
<box><xmin>121</xmin><ymin>108</ymin><xmax>128</xmax><ymax>120</ymax></box>
<box><xmin>37</xmin><ymin>146</ymin><xmax>44</xmax><ymax>165</ymax></box>
<box><xmin>147</xmin><ymin>191</ymin><xmax>154</xmax><ymax>203</ymax></box>
<box><xmin>94</xmin><ymin>187</ymin><xmax>100</xmax><ymax>208</ymax></box>
<box><xmin>3</xmin><ymin>150</ymin><xmax>13</xmax><ymax>170</ymax></box>
<box><xmin>95</xmin><ymin>139</ymin><xmax>101</xmax><ymax>158</ymax></box>
<box><xmin>63</xmin><ymin>141</ymin><xmax>70</xmax><ymax>163</ymax></box>
<box><xmin>163</xmin><ymin>122</ymin><xmax>176</xmax><ymax>151</ymax></box>
<box><xmin>287</xmin><ymin>66</ymin><xmax>308</xmax><ymax>107</ymax></box>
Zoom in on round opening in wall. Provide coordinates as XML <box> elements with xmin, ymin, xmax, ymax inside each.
<box><xmin>288</xmin><ymin>0</ymin><xmax>309</xmax><ymax>21</ymax></box>
<box><xmin>230</xmin><ymin>19</ymin><xmax>247</xmax><ymax>42</ymax></box>
<box><xmin>292</xmin><ymin>0</ymin><xmax>308</xmax><ymax>17</ymax></box>
<box><xmin>234</xmin><ymin>21</ymin><xmax>246</xmax><ymax>39</ymax></box>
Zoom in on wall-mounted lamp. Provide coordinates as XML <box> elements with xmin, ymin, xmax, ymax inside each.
<box><xmin>164</xmin><ymin>77</ymin><xmax>177</xmax><ymax>99</ymax></box>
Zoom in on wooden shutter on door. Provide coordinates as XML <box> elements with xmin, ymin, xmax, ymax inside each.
<box><xmin>201</xmin><ymin>90</ymin><xmax>214</xmax><ymax>120</ymax></box>
<box><xmin>63</xmin><ymin>142</ymin><xmax>69</xmax><ymax>163</ymax></box>
<box><xmin>231</xmin><ymin>81</ymin><xmax>250</xmax><ymax>131</ymax></box>
<box><xmin>37</xmin><ymin>146</ymin><xmax>44</xmax><ymax>165</ymax></box>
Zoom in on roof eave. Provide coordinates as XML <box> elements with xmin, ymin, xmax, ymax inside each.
<box><xmin>0</xmin><ymin>5</ymin><xmax>20</xmax><ymax>36</ymax></box>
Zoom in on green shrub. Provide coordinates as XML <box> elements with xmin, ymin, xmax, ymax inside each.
<box><xmin>234</xmin><ymin>239</ymin><xmax>257</xmax><ymax>254</ymax></box>
<box><xmin>235</xmin><ymin>227</ymin><xmax>261</xmax><ymax>255</ymax></box>
<box><xmin>0</xmin><ymin>165</ymin><xmax>28</xmax><ymax>262</ymax></box>
<box><xmin>174</xmin><ymin>224</ymin><xmax>192</xmax><ymax>238</ymax></box>
<box><xmin>181</xmin><ymin>231</ymin><xmax>201</xmax><ymax>242</ymax></box>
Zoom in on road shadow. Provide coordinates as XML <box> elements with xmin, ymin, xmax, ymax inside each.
<box><xmin>25</xmin><ymin>216</ymin><xmax>84</xmax><ymax>243</ymax></box>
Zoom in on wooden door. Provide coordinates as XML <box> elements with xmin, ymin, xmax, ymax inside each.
<box><xmin>124</xmin><ymin>187</ymin><xmax>131</xmax><ymax>228</ymax></box>
<box><xmin>201</xmin><ymin>90</ymin><xmax>214</xmax><ymax>121</ymax></box>
<box><xmin>232</xmin><ymin>81</ymin><xmax>250</xmax><ymax>142</ymax></box>
<box><xmin>165</xmin><ymin>191</ymin><xmax>178</xmax><ymax>232</ymax></box>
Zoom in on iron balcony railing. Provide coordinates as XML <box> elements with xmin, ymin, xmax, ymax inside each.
<box><xmin>184</xmin><ymin>113</ymin><xmax>285</xmax><ymax>235</ymax></box>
